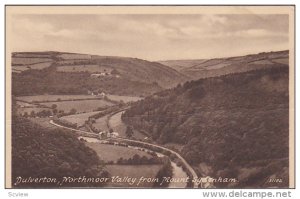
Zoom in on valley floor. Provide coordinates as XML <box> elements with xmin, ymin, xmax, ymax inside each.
<box><xmin>17</xmin><ymin>94</ymin><xmax>195</xmax><ymax>188</ymax></box>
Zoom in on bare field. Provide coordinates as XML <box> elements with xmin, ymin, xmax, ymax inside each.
<box><xmin>108</xmin><ymin>111</ymin><xmax>127</xmax><ymax>137</ymax></box>
<box><xmin>271</xmin><ymin>58</ymin><xmax>289</xmax><ymax>65</ymax></box>
<box><xmin>105</xmin><ymin>165</ymin><xmax>162</xmax><ymax>187</ymax></box>
<box><xmin>85</xmin><ymin>143</ymin><xmax>152</xmax><ymax>162</ymax></box>
<box><xmin>12</xmin><ymin>66</ymin><xmax>29</xmax><ymax>72</ymax></box>
<box><xmin>58</xmin><ymin>53</ymin><xmax>91</xmax><ymax>60</ymax></box>
<box><xmin>107</xmin><ymin>94</ymin><xmax>142</xmax><ymax>103</ymax></box>
<box><xmin>16</xmin><ymin>95</ymin><xmax>102</xmax><ymax>103</ymax></box>
<box><xmin>93</xmin><ymin>115</ymin><xmax>110</xmax><ymax>132</ymax></box>
<box><xmin>13</xmin><ymin>62</ymin><xmax>52</xmax><ymax>71</ymax></box>
<box><xmin>12</xmin><ymin>57</ymin><xmax>52</xmax><ymax>65</ymax></box>
<box><xmin>16</xmin><ymin>101</ymin><xmax>36</xmax><ymax>108</ymax></box>
<box><xmin>249</xmin><ymin>59</ymin><xmax>274</xmax><ymax>65</ymax></box>
<box><xmin>14</xmin><ymin>53</ymin><xmax>52</xmax><ymax>58</ymax></box>
<box><xmin>28</xmin><ymin>62</ymin><xmax>52</xmax><ymax>69</ymax></box>
<box><xmin>61</xmin><ymin>111</ymin><xmax>101</xmax><ymax>126</ymax></box>
<box><xmin>40</xmin><ymin>99</ymin><xmax>113</xmax><ymax>113</ymax></box>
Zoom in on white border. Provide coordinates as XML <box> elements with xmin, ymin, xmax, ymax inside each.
<box><xmin>0</xmin><ymin>1</ymin><xmax>298</xmax><ymax>199</ymax></box>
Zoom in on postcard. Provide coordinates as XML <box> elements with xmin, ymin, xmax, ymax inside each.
<box><xmin>5</xmin><ymin>5</ymin><xmax>295</xmax><ymax>188</ymax></box>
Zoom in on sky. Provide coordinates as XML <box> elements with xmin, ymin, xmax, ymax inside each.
<box><xmin>10</xmin><ymin>14</ymin><xmax>289</xmax><ymax>61</ymax></box>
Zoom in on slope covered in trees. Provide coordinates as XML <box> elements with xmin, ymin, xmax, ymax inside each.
<box><xmin>12</xmin><ymin>116</ymin><xmax>108</xmax><ymax>187</ymax></box>
<box><xmin>122</xmin><ymin>65</ymin><xmax>289</xmax><ymax>187</ymax></box>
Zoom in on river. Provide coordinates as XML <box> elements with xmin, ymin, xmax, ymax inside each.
<box><xmin>78</xmin><ymin>136</ymin><xmax>188</xmax><ymax>188</ymax></box>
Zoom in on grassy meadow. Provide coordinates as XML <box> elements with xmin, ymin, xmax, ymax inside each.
<box><xmin>85</xmin><ymin>143</ymin><xmax>152</xmax><ymax>162</ymax></box>
<box><xmin>40</xmin><ymin>99</ymin><xmax>113</xmax><ymax>113</ymax></box>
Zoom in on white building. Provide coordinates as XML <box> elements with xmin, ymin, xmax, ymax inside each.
<box><xmin>98</xmin><ymin>131</ymin><xmax>119</xmax><ymax>139</ymax></box>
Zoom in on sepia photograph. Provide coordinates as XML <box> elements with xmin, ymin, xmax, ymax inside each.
<box><xmin>5</xmin><ymin>5</ymin><xmax>295</xmax><ymax>189</ymax></box>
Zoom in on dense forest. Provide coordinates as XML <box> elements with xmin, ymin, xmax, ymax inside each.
<box><xmin>122</xmin><ymin>66</ymin><xmax>289</xmax><ymax>187</ymax></box>
<box><xmin>12</xmin><ymin>66</ymin><xmax>162</xmax><ymax>97</ymax></box>
<box><xmin>12</xmin><ymin>116</ymin><xmax>109</xmax><ymax>187</ymax></box>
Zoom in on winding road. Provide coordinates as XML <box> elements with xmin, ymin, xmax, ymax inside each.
<box><xmin>50</xmin><ymin>119</ymin><xmax>199</xmax><ymax>188</ymax></box>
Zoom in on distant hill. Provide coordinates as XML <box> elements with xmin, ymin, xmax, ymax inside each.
<box><xmin>158</xmin><ymin>59</ymin><xmax>207</xmax><ymax>71</ymax></box>
<box><xmin>159</xmin><ymin>50</ymin><xmax>289</xmax><ymax>80</ymax></box>
<box><xmin>12</xmin><ymin>52</ymin><xmax>187</xmax><ymax>96</ymax></box>
<box><xmin>122</xmin><ymin>64</ymin><xmax>289</xmax><ymax>188</ymax></box>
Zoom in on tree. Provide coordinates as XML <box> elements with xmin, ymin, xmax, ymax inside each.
<box><xmin>23</xmin><ymin>112</ymin><xmax>28</xmax><ymax>118</ymax></box>
<box><xmin>153</xmin><ymin>158</ymin><xmax>173</xmax><ymax>187</ymax></box>
<box><xmin>12</xmin><ymin>116</ymin><xmax>107</xmax><ymax>188</ymax></box>
<box><xmin>117</xmin><ymin>157</ymin><xmax>124</xmax><ymax>164</ymax></box>
<box><xmin>51</xmin><ymin>104</ymin><xmax>57</xmax><ymax>109</ymax></box>
<box><xmin>69</xmin><ymin>108</ymin><xmax>77</xmax><ymax>115</ymax></box>
<box><xmin>125</xmin><ymin>126</ymin><xmax>134</xmax><ymax>138</ymax></box>
<box><xmin>111</xmin><ymin>69</ymin><xmax>120</xmax><ymax>75</ymax></box>
<box><xmin>53</xmin><ymin>109</ymin><xmax>58</xmax><ymax>115</ymax></box>
<box><xmin>30</xmin><ymin>111</ymin><xmax>36</xmax><ymax>117</ymax></box>
<box><xmin>46</xmin><ymin>110</ymin><xmax>52</xmax><ymax>116</ymax></box>
<box><xmin>90</xmin><ymin>118</ymin><xmax>96</xmax><ymax>124</ymax></box>
<box><xmin>132</xmin><ymin>154</ymin><xmax>141</xmax><ymax>164</ymax></box>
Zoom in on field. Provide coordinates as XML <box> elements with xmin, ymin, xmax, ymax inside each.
<box><xmin>58</xmin><ymin>53</ymin><xmax>91</xmax><ymax>60</ymax></box>
<box><xmin>85</xmin><ymin>143</ymin><xmax>152</xmax><ymax>162</ymax></box>
<box><xmin>106</xmin><ymin>94</ymin><xmax>142</xmax><ymax>103</ymax></box>
<box><xmin>12</xmin><ymin>69</ymin><xmax>23</xmax><ymax>73</ymax></box>
<box><xmin>158</xmin><ymin>59</ymin><xmax>207</xmax><ymax>71</ymax></box>
<box><xmin>12</xmin><ymin>62</ymin><xmax>52</xmax><ymax>72</ymax></box>
<box><xmin>249</xmin><ymin>59</ymin><xmax>274</xmax><ymax>65</ymax></box>
<box><xmin>12</xmin><ymin>57</ymin><xmax>52</xmax><ymax>65</ymax></box>
<box><xmin>13</xmin><ymin>52</ymin><xmax>51</xmax><ymax>58</ymax></box>
<box><xmin>105</xmin><ymin>165</ymin><xmax>162</xmax><ymax>187</ymax></box>
<box><xmin>61</xmin><ymin>111</ymin><xmax>101</xmax><ymax>126</ymax></box>
<box><xmin>204</xmin><ymin>62</ymin><xmax>231</xmax><ymax>70</ymax></box>
<box><xmin>16</xmin><ymin>101</ymin><xmax>36</xmax><ymax>107</ymax></box>
<box><xmin>17</xmin><ymin>107</ymin><xmax>51</xmax><ymax>115</ymax></box>
<box><xmin>39</xmin><ymin>99</ymin><xmax>113</xmax><ymax>113</ymax></box>
<box><xmin>272</xmin><ymin>58</ymin><xmax>289</xmax><ymax>65</ymax></box>
<box><xmin>57</xmin><ymin>65</ymin><xmax>112</xmax><ymax>73</ymax></box>
<box><xmin>16</xmin><ymin>95</ymin><xmax>102</xmax><ymax>103</ymax></box>
<box><xmin>108</xmin><ymin>111</ymin><xmax>127</xmax><ymax>137</ymax></box>
<box><xmin>14</xmin><ymin>53</ymin><xmax>52</xmax><ymax>58</ymax></box>
<box><xmin>109</xmin><ymin>111</ymin><xmax>146</xmax><ymax>139</ymax></box>
<box><xmin>93</xmin><ymin>115</ymin><xmax>110</xmax><ymax>132</ymax></box>
<box><xmin>12</xmin><ymin>66</ymin><xmax>30</xmax><ymax>73</ymax></box>
<box><xmin>30</xmin><ymin>62</ymin><xmax>53</xmax><ymax>69</ymax></box>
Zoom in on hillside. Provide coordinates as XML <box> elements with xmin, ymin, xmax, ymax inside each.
<box><xmin>122</xmin><ymin>65</ymin><xmax>289</xmax><ymax>188</ymax></box>
<box><xmin>159</xmin><ymin>51</ymin><xmax>289</xmax><ymax>80</ymax></box>
<box><xmin>12</xmin><ymin>52</ymin><xmax>187</xmax><ymax>97</ymax></box>
<box><xmin>158</xmin><ymin>59</ymin><xmax>207</xmax><ymax>71</ymax></box>
<box><xmin>12</xmin><ymin>116</ymin><xmax>108</xmax><ymax>187</ymax></box>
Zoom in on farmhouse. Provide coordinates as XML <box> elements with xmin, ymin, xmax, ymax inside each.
<box><xmin>90</xmin><ymin>73</ymin><xmax>102</xmax><ymax>78</ymax></box>
<box><xmin>99</xmin><ymin>92</ymin><xmax>106</xmax><ymax>97</ymax></box>
<box><xmin>98</xmin><ymin>131</ymin><xmax>107</xmax><ymax>139</ymax></box>
<box><xmin>110</xmin><ymin>132</ymin><xmax>119</xmax><ymax>138</ymax></box>
<box><xmin>90</xmin><ymin>72</ymin><xmax>111</xmax><ymax>78</ymax></box>
<box><xmin>98</xmin><ymin>131</ymin><xmax>119</xmax><ymax>139</ymax></box>
<box><xmin>87</xmin><ymin>90</ymin><xmax>106</xmax><ymax>97</ymax></box>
